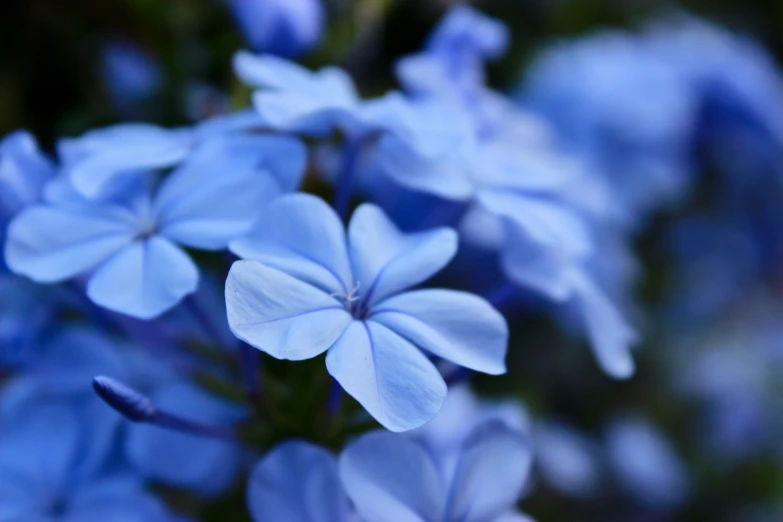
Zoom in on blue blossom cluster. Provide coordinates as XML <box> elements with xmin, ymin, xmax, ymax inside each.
<box><xmin>1</xmin><ymin>2</ymin><xmax>783</xmax><ymax>521</ymax></box>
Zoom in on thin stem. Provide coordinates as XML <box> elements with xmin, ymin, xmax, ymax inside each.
<box><xmin>155</xmin><ymin>410</ymin><xmax>239</xmax><ymax>441</ymax></box>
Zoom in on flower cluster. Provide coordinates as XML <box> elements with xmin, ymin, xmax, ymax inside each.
<box><xmin>2</xmin><ymin>2</ymin><xmax>783</xmax><ymax>521</ymax></box>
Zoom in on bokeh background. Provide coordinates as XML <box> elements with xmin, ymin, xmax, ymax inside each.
<box><xmin>2</xmin><ymin>1</ymin><xmax>782</xmax><ymax>521</ymax></box>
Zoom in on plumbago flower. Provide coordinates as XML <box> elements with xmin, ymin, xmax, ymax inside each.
<box><xmin>5</xmin><ymin>134</ymin><xmax>305</xmax><ymax>318</ymax></box>
<box><xmin>0</xmin><ymin>401</ymin><xmax>183</xmax><ymax>522</ymax></box>
<box><xmin>340</xmin><ymin>423</ymin><xmax>535</xmax><ymax>522</ymax></box>
<box><xmin>246</xmin><ymin>441</ymin><xmax>359</xmax><ymax>522</ymax></box>
<box><xmin>1</xmin><ymin>326</ymin><xmax>247</xmax><ymax>496</ymax></box>
<box><xmin>225</xmin><ymin>193</ymin><xmax>508</xmax><ymax>431</ymax></box>
<box><xmin>371</xmin><ymin>5</ymin><xmax>637</xmax><ymax>378</ymax></box>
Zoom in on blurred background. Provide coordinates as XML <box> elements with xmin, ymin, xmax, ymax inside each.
<box><xmin>1</xmin><ymin>0</ymin><xmax>782</xmax><ymax>521</ymax></box>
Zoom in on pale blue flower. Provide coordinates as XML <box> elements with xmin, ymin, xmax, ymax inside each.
<box><xmin>226</xmin><ymin>193</ymin><xmax>508</xmax><ymax>431</ymax></box>
<box><xmin>0</xmin><ymin>401</ymin><xmax>179</xmax><ymax>522</ymax></box>
<box><xmin>247</xmin><ymin>441</ymin><xmax>358</xmax><ymax>522</ymax></box>
<box><xmin>521</xmin><ymin>30</ymin><xmax>698</xmax><ymax>226</ymax></box>
<box><xmin>230</xmin><ymin>0</ymin><xmax>324</xmax><ymax>57</ymax></box>
<box><xmin>6</xmin><ymin>134</ymin><xmax>302</xmax><ymax>318</ymax></box>
<box><xmin>340</xmin><ymin>423</ymin><xmax>534</xmax><ymax>522</ymax></box>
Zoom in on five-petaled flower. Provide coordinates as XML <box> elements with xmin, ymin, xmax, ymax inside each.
<box><xmin>226</xmin><ymin>193</ymin><xmax>509</xmax><ymax>431</ymax></box>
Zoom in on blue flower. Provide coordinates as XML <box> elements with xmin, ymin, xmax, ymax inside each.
<box><xmin>229</xmin><ymin>0</ymin><xmax>324</xmax><ymax>57</ymax></box>
<box><xmin>235</xmin><ymin>52</ymin><xmax>431</xmax><ymax>141</ymax></box>
<box><xmin>397</xmin><ymin>5</ymin><xmax>508</xmax><ymax>103</ymax></box>
<box><xmin>226</xmin><ymin>193</ymin><xmax>508</xmax><ymax>431</ymax></box>
<box><xmin>521</xmin><ymin>30</ymin><xmax>697</xmax><ymax>226</ymax></box>
<box><xmin>6</xmin><ymin>134</ymin><xmax>304</xmax><ymax>318</ymax></box>
<box><xmin>646</xmin><ymin>16</ymin><xmax>783</xmax><ymax>182</ymax></box>
<box><xmin>247</xmin><ymin>440</ymin><xmax>356</xmax><ymax>522</ymax></box>
<box><xmin>340</xmin><ymin>423</ymin><xmax>534</xmax><ymax>522</ymax></box>
<box><xmin>0</xmin><ymin>401</ymin><xmax>180</xmax><ymax>522</ymax></box>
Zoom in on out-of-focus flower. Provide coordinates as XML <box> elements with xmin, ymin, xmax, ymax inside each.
<box><xmin>605</xmin><ymin>416</ymin><xmax>691</xmax><ymax>510</ymax></box>
<box><xmin>646</xmin><ymin>16</ymin><xmax>783</xmax><ymax>183</ymax></box>
<box><xmin>521</xmin><ymin>31</ymin><xmax>697</xmax><ymax>227</ymax></box>
<box><xmin>226</xmin><ymin>193</ymin><xmax>508</xmax><ymax>431</ymax></box>
<box><xmin>6</xmin><ymin>134</ymin><xmax>303</xmax><ymax>318</ymax></box>
<box><xmin>247</xmin><ymin>441</ymin><xmax>357</xmax><ymax>522</ymax></box>
<box><xmin>374</xmin><ymin>5</ymin><xmax>638</xmax><ymax>378</ymax></box>
<box><xmin>0</xmin><ymin>402</ymin><xmax>179</xmax><ymax>522</ymax></box>
<box><xmin>340</xmin><ymin>423</ymin><xmax>534</xmax><ymax>522</ymax></box>
<box><xmin>229</xmin><ymin>0</ymin><xmax>324</xmax><ymax>58</ymax></box>
<box><xmin>100</xmin><ymin>41</ymin><xmax>164</xmax><ymax>115</ymax></box>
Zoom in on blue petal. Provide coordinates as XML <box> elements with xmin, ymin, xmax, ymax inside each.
<box><xmin>61</xmin><ymin>124</ymin><xmax>193</xmax><ymax>199</ymax></box>
<box><xmin>247</xmin><ymin>441</ymin><xmax>349</xmax><ymax>522</ymax></box>
<box><xmin>570</xmin><ymin>270</ymin><xmax>636</xmax><ymax>379</ymax></box>
<box><xmin>234</xmin><ymin>52</ymin><xmax>318</xmax><ymax>91</ymax></box>
<box><xmin>339</xmin><ymin>431</ymin><xmax>446</xmax><ymax>522</ymax></box>
<box><xmin>230</xmin><ymin>193</ymin><xmax>352</xmax><ymax>294</ymax></box>
<box><xmin>348</xmin><ymin>204</ymin><xmax>457</xmax><ymax>305</ymax></box>
<box><xmin>225</xmin><ymin>260</ymin><xmax>352</xmax><ymax>360</ymax></box>
<box><xmin>154</xmin><ymin>135</ymin><xmax>290</xmax><ymax>249</ymax></box>
<box><xmin>234</xmin><ymin>52</ymin><xmax>364</xmax><ymax>135</ymax></box>
<box><xmin>0</xmin><ymin>402</ymin><xmax>79</xmax><ymax>510</ymax></box>
<box><xmin>478</xmin><ymin>189</ymin><xmax>592</xmax><ymax>257</ymax></box>
<box><xmin>0</xmin><ymin>131</ymin><xmax>54</xmax><ymax>217</ymax></box>
<box><xmin>445</xmin><ymin>422</ymin><xmax>532</xmax><ymax>522</ymax></box>
<box><xmin>86</xmin><ymin>237</ymin><xmax>199</xmax><ymax>319</ymax></box>
<box><xmin>126</xmin><ymin>381</ymin><xmax>245</xmax><ymax>495</ymax></box>
<box><xmin>498</xmin><ymin>223</ymin><xmax>573</xmax><ymax>300</ymax></box>
<box><xmin>5</xmin><ymin>205</ymin><xmax>136</xmax><ymax>282</ymax></box>
<box><xmin>325</xmin><ymin>320</ymin><xmax>446</xmax><ymax>432</ymax></box>
<box><xmin>605</xmin><ymin>416</ymin><xmax>690</xmax><ymax>509</ymax></box>
<box><xmin>371</xmin><ymin>289</ymin><xmax>508</xmax><ymax>375</ymax></box>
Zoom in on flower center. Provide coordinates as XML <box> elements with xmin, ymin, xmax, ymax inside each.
<box><xmin>333</xmin><ymin>282</ymin><xmax>369</xmax><ymax>320</ymax></box>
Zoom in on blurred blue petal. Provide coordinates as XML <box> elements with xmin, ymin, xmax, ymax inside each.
<box><xmin>5</xmin><ymin>204</ymin><xmax>136</xmax><ymax>282</ymax></box>
<box><xmin>154</xmin><ymin>135</ymin><xmax>291</xmax><ymax>249</ymax></box>
<box><xmin>0</xmin><ymin>131</ymin><xmax>54</xmax><ymax>221</ymax></box>
<box><xmin>445</xmin><ymin>422</ymin><xmax>532</xmax><ymax>522</ymax></box>
<box><xmin>247</xmin><ymin>441</ymin><xmax>350</xmax><ymax>522</ymax></box>
<box><xmin>570</xmin><ymin>270</ymin><xmax>636</xmax><ymax>379</ymax></box>
<box><xmin>86</xmin><ymin>237</ymin><xmax>199</xmax><ymax>320</ymax></box>
<box><xmin>339</xmin><ymin>430</ymin><xmax>446</xmax><ymax>522</ymax></box>
<box><xmin>230</xmin><ymin>0</ymin><xmax>324</xmax><ymax>57</ymax></box>
<box><xmin>60</xmin><ymin>124</ymin><xmax>193</xmax><ymax>199</ymax></box>
<box><xmin>606</xmin><ymin>416</ymin><xmax>690</xmax><ymax>510</ymax></box>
